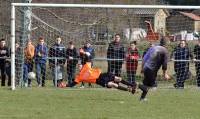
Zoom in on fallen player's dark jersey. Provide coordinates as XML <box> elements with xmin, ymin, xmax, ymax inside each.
<box><xmin>96</xmin><ymin>73</ymin><xmax>115</xmax><ymax>87</ymax></box>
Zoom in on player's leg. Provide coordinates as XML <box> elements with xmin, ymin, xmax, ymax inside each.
<box><xmin>96</xmin><ymin>73</ymin><xmax>133</xmax><ymax>92</ymax></box>
<box><xmin>141</xmin><ymin>67</ymin><xmax>157</xmax><ymax>100</ymax></box>
<box><xmin>114</xmin><ymin>76</ymin><xmax>134</xmax><ymax>87</ymax></box>
<box><xmin>112</xmin><ymin>76</ymin><xmax>138</xmax><ymax>94</ymax></box>
<box><xmin>107</xmin><ymin>81</ymin><xmax>132</xmax><ymax>91</ymax></box>
<box><xmin>138</xmin><ymin>84</ymin><xmax>148</xmax><ymax>100</ymax></box>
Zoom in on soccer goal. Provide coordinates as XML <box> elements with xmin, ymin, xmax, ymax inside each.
<box><xmin>11</xmin><ymin>3</ymin><xmax>200</xmax><ymax>90</ymax></box>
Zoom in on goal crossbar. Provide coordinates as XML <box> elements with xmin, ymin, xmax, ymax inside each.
<box><xmin>12</xmin><ymin>3</ymin><xmax>200</xmax><ymax>9</ymax></box>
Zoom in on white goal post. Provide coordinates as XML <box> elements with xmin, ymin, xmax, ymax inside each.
<box><xmin>10</xmin><ymin>3</ymin><xmax>200</xmax><ymax>90</ymax></box>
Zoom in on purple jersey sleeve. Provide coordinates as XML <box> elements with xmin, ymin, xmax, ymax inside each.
<box><xmin>143</xmin><ymin>46</ymin><xmax>168</xmax><ymax>71</ymax></box>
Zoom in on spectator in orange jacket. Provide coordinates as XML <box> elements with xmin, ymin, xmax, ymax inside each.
<box><xmin>126</xmin><ymin>41</ymin><xmax>140</xmax><ymax>84</ymax></box>
<box><xmin>23</xmin><ymin>40</ymin><xmax>35</xmax><ymax>87</ymax></box>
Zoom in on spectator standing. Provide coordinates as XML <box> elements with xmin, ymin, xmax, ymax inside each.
<box><xmin>49</xmin><ymin>36</ymin><xmax>66</xmax><ymax>87</ymax></box>
<box><xmin>66</xmin><ymin>41</ymin><xmax>79</xmax><ymax>86</ymax></box>
<box><xmin>193</xmin><ymin>39</ymin><xmax>200</xmax><ymax>88</ymax></box>
<box><xmin>79</xmin><ymin>41</ymin><xmax>95</xmax><ymax>88</ymax></box>
<box><xmin>126</xmin><ymin>41</ymin><xmax>140</xmax><ymax>84</ymax></box>
<box><xmin>23</xmin><ymin>40</ymin><xmax>35</xmax><ymax>87</ymax></box>
<box><xmin>107</xmin><ymin>34</ymin><xmax>125</xmax><ymax>76</ymax></box>
<box><xmin>171</xmin><ymin>40</ymin><xmax>193</xmax><ymax>89</ymax></box>
<box><xmin>35</xmin><ymin>37</ymin><xmax>48</xmax><ymax>87</ymax></box>
<box><xmin>0</xmin><ymin>39</ymin><xmax>10</xmax><ymax>86</ymax></box>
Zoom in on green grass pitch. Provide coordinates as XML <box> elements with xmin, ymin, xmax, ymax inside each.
<box><xmin>0</xmin><ymin>85</ymin><xmax>200</xmax><ymax>119</ymax></box>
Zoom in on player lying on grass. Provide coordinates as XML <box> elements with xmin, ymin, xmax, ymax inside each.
<box><xmin>67</xmin><ymin>62</ymin><xmax>148</xmax><ymax>100</ymax></box>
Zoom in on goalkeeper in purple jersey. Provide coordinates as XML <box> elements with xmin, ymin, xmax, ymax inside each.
<box><xmin>141</xmin><ymin>39</ymin><xmax>170</xmax><ymax>100</ymax></box>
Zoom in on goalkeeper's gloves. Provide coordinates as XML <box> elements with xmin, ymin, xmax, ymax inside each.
<box><xmin>69</xmin><ymin>56</ymin><xmax>73</xmax><ymax>60</ymax></box>
<box><xmin>85</xmin><ymin>52</ymin><xmax>91</xmax><ymax>56</ymax></box>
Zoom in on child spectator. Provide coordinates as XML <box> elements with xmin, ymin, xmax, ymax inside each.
<box><xmin>126</xmin><ymin>41</ymin><xmax>140</xmax><ymax>84</ymax></box>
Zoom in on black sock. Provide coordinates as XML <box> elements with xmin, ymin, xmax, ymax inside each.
<box><xmin>138</xmin><ymin>84</ymin><xmax>148</xmax><ymax>99</ymax></box>
<box><xmin>120</xmin><ymin>80</ymin><xmax>134</xmax><ymax>87</ymax></box>
<box><xmin>117</xmin><ymin>85</ymin><xmax>128</xmax><ymax>91</ymax></box>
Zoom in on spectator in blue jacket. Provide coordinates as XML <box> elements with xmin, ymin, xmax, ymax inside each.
<box><xmin>49</xmin><ymin>36</ymin><xmax>66</xmax><ymax>87</ymax></box>
<box><xmin>171</xmin><ymin>40</ymin><xmax>193</xmax><ymax>89</ymax></box>
<box><xmin>107</xmin><ymin>34</ymin><xmax>125</xmax><ymax>77</ymax></box>
<box><xmin>79</xmin><ymin>40</ymin><xmax>95</xmax><ymax>88</ymax></box>
<box><xmin>35</xmin><ymin>37</ymin><xmax>48</xmax><ymax>87</ymax></box>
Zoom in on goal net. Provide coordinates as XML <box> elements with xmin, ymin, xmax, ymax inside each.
<box><xmin>11</xmin><ymin>3</ymin><xmax>200</xmax><ymax>90</ymax></box>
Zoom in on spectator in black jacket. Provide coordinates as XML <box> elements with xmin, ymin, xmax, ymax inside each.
<box><xmin>193</xmin><ymin>39</ymin><xmax>200</xmax><ymax>88</ymax></box>
<box><xmin>107</xmin><ymin>34</ymin><xmax>125</xmax><ymax>76</ymax></box>
<box><xmin>66</xmin><ymin>41</ymin><xmax>79</xmax><ymax>86</ymax></box>
<box><xmin>0</xmin><ymin>39</ymin><xmax>10</xmax><ymax>86</ymax></box>
<box><xmin>171</xmin><ymin>40</ymin><xmax>193</xmax><ymax>89</ymax></box>
<box><xmin>49</xmin><ymin>36</ymin><xmax>66</xmax><ymax>86</ymax></box>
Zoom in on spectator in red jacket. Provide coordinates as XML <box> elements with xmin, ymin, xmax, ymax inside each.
<box><xmin>126</xmin><ymin>41</ymin><xmax>140</xmax><ymax>84</ymax></box>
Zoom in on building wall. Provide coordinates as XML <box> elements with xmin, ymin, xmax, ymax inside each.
<box><xmin>166</xmin><ymin>14</ymin><xmax>194</xmax><ymax>34</ymax></box>
<box><xmin>154</xmin><ymin>9</ymin><xmax>168</xmax><ymax>35</ymax></box>
<box><xmin>194</xmin><ymin>21</ymin><xmax>200</xmax><ymax>32</ymax></box>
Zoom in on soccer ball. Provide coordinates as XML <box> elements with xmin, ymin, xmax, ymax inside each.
<box><xmin>28</xmin><ymin>72</ymin><xmax>36</xmax><ymax>80</ymax></box>
<box><xmin>58</xmin><ymin>81</ymin><xmax>66</xmax><ymax>88</ymax></box>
